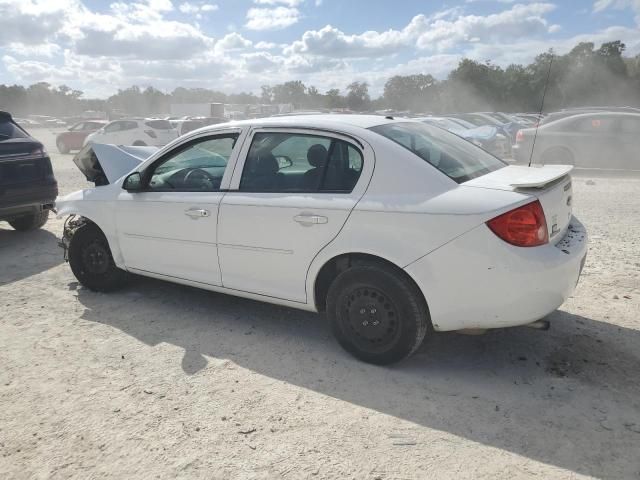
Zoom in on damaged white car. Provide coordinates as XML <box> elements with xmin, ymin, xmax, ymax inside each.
<box><xmin>56</xmin><ymin>115</ymin><xmax>588</xmax><ymax>364</ymax></box>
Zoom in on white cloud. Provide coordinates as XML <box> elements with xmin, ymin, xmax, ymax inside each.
<box><xmin>179</xmin><ymin>2</ymin><xmax>218</xmax><ymax>15</ymax></box>
<box><xmin>285</xmin><ymin>3</ymin><xmax>557</xmax><ymax>58</ymax></box>
<box><xmin>215</xmin><ymin>32</ymin><xmax>252</xmax><ymax>51</ymax></box>
<box><xmin>245</xmin><ymin>6</ymin><xmax>300</xmax><ymax>30</ymax></box>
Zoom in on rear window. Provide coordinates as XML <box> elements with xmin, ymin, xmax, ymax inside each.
<box><xmin>145</xmin><ymin>120</ymin><xmax>173</xmax><ymax>130</ymax></box>
<box><xmin>0</xmin><ymin>120</ymin><xmax>29</xmax><ymax>140</ymax></box>
<box><xmin>370</xmin><ymin>122</ymin><xmax>505</xmax><ymax>183</ymax></box>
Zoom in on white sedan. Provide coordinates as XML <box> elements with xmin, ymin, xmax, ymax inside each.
<box><xmin>56</xmin><ymin>115</ymin><xmax>588</xmax><ymax>365</ymax></box>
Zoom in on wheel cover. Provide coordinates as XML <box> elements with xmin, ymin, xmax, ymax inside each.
<box><xmin>81</xmin><ymin>240</ymin><xmax>110</xmax><ymax>275</ymax></box>
<box><xmin>342</xmin><ymin>286</ymin><xmax>401</xmax><ymax>353</ymax></box>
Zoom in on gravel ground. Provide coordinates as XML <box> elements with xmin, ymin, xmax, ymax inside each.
<box><xmin>1</xmin><ymin>129</ymin><xmax>639</xmax><ymax>479</ymax></box>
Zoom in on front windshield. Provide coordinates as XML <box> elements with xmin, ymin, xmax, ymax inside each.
<box><xmin>370</xmin><ymin>122</ymin><xmax>505</xmax><ymax>183</ymax></box>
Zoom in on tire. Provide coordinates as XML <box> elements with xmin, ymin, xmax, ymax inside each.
<box><xmin>132</xmin><ymin>140</ymin><xmax>147</xmax><ymax>146</ymax></box>
<box><xmin>326</xmin><ymin>263</ymin><xmax>429</xmax><ymax>365</ymax></box>
<box><xmin>9</xmin><ymin>210</ymin><xmax>49</xmax><ymax>231</ymax></box>
<box><xmin>541</xmin><ymin>147</ymin><xmax>574</xmax><ymax>165</ymax></box>
<box><xmin>68</xmin><ymin>223</ymin><xmax>128</xmax><ymax>292</ymax></box>
<box><xmin>57</xmin><ymin>138</ymin><xmax>69</xmax><ymax>154</ymax></box>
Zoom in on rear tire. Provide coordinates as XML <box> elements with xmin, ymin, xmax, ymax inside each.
<box><xmin>326</xmin><ymin>263</ymin><xmax>429</xmax><ymax>365</ymax></box>
<box><xmin>542</xmin><ymin>147</ymin><xmax>574</xmax><ymax>165</ymax></box>
<box><xmin>132</xmin><ymin>140</ymin><xmax>147</xmax><ymax>146</ymax></box>
<box><xmin>68</xmin><ymin>223</ymin><xmax>128</xmax><ymax>292</ymax></box>
<box><xmin>9</xmin><ymin>210</ymin><xmax>49</xmax><ymax>231</ymax></box>
<box><xmin>57</xmin><ymin>139</ymin><xmax>69</xmax><ymax>154</ymax></box>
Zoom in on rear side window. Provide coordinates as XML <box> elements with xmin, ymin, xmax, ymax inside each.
<box><xmin>239</xmin><ymin>132</ymin><xmax>363</xmax><ymax>193</ymax></box>
<box><xmin>0</xmin><ymin>120</ymin><xmax>29</xmax><ymax>140</ymax></box>
<box><xmin>370</xmin><ymin>122</ymin><xmax>505</xmax><ymax>183</ymax></box>
<box><xmin>145</xmin><ymin>120</ymin><xmax>173</xmax><ymax>130</ymax></box>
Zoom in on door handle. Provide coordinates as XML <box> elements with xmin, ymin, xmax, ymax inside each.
<box><xmin>185</xmin><ymin>208</ymin><xmax>210</xmax><ymax>219</ymax></box>
<box><xmin>294</xmin><ymin>214</ymin><xmax>328</xmax><ymax>225</ymax></box>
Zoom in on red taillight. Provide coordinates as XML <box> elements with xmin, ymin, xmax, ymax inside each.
<box><xmin>145</xmin><ymin>129</ymin><xmax>157</xmax><ymax>138</ymax></box>
<box><xmin>515</xmin><ymin>130</ymin><xmax>524</xmax><ymax>143</ymax></box>
<box><xmin>487</xmin><ymin>200</ymin><xmax>548</xmax><ymax>247</ymax></box>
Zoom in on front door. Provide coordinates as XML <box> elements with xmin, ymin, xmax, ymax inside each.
<box><xmin>115</xmin><ymin>132</ymin><xmax>241</xmax><ymax>285</ymax></box>
<box><xmin>218</xmin><ymin>128</ymin><xmax>372</xmax><ymax>302</ymax></box>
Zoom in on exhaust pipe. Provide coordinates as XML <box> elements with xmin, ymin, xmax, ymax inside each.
<box><xmin>526</xmin><ymin>319</ymin><xmax>550</xmax><ymax>331</ymax></box>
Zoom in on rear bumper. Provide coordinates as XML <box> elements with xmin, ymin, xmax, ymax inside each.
<box><xmin>0</xmin><ymin>183</ymin><xmax>58</xmax><ymax>221</ymax></box>
<box><xmin>405</xmin><ymin>216</ymin><xmax>588</xmax><ymax>331</ymax></box>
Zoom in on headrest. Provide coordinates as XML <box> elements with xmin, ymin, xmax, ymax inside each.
<box><xmin>254</xmin><ymin>151</ymin><xmax>278</xmax><ymax>175</ymax></box>
<box><xmin>307</xmin><ymin>144</ymin><xmax>328</xmax><ymax>168</ymax></box>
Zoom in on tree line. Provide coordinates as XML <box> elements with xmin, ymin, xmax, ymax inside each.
<box><xmin>1</xmin><ymin>40</ymin><xmax>639</xmax><ymax>118</ymax></box>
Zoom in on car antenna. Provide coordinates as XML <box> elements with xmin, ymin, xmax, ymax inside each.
<box><xmin>528</xmin><ymin>54</ymin><xmax>554</xmax><ymax>167</ymax></box>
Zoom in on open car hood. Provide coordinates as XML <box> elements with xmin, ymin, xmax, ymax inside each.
<box><xmin>73</xmin><ymin>143</ymin><xmax>158</xmax><ymax>185</ymax></box>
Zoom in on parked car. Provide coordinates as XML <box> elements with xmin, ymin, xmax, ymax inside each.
<box><xmin>85</xmin><ymin>118</ymin><xmax>178</xmax><ymax>147</ymax></box>
<box><xmin>56</xmin><ymin>120</ymin><xmax>107</xmax><ymax>153</ymax></box>
<box><xmin>57</xmin><ymin>115</ymin><xmax>587</xmax><ymax>365</ymax></box>
<box><xmin>448</xmin><ymin>112</ymin><xmax>520</xmax><ymax>142</ymax></box>
<box><xmin>513</xmin><ymin>111</ymin><xmax>640</xmax><ymax>169</ymax></box>
<box><xmin>0</xmin><ymin>111</ymin><xmax>57</xmax><ymax>231</ymax></box>
<box><xmin>174</xmin><ymin>117</ymin><xmax>227</xmax><ymax>136</ymax></box>
<box><xmin>419</xmin><ymin>116</ymin><xmax>511</xmax><ymax>159</ymax></box>
<box><xmin>539</xmin><ymin>107</ymin><xmax>640</xmax><ymax>126</ymax></box>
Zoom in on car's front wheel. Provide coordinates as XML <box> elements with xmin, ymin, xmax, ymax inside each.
<box><xmin>326</xmin><ymin>263</ymin><xmax>429</xmax><ymax>365</ymax></box>
<box><xmin>9</xmin><ymin>210</ymin><xmax>49</xmax><ymax>231</ymax></box>
<box><xmin>68</xmin><ymin>223</ymin><xmax>127</xmax><ymax>292</ymax></box>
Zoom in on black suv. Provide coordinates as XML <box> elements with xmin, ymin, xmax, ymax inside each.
<box><xmin>0</xmin><ymin>111</ymin><xmax>57</xmax><ymax>231</ymax></box>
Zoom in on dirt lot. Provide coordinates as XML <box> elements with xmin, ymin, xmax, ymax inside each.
<box><xmin>1</xmin><ymin>129</ymin><xmax>639</xmax><ymax>479</ymax></box>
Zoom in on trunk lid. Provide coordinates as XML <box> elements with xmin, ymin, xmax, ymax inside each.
<box><xmin>463</xmin><ymin>164</ymin><xmax>574</xmax><ymax>243</ymax></box>
<box><xmin>73</xmin><ymin>143</ymin><xmax>158</xmax><ymax>185</ymax></box>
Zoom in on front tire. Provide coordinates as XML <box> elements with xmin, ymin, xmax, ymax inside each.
<box><xmin>9</xmin><ymin>210</ymin><xmax>49</xmax><ymax>231</ymax></box>
<box><xmin>326</xmin><ymin>264</ymin><xmax>429</xmax><ymax>365</ymax></box>
<box><xmin>68</xmin><ymin>223</ymin><xmax>127</xmax><ymax>292</ymax></box>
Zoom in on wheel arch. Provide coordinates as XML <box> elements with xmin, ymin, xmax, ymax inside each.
<box><xmin>56</xmin><ymin>200</ymin><xmax>125</xmax><ymax>268</ymax></box>
<box><xmin>311</xmin><ymin>252</ymin><xmax>430</xmax><ymax>319</ymax></box>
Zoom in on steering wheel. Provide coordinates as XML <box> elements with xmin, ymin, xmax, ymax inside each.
<box><xmin>184</xmin><ymin>168</ymin><xmax>215</xmax><ymax>189</ymax></box>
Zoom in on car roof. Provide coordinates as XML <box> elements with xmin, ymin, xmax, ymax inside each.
<box><xmin>225</xmin><ymin>114</ymin><xmax>402</xmax><ymax>130</ymax></box>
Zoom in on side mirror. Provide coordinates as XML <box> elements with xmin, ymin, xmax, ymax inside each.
<box><xmin>123</xmin><ymin>172</ymin><xmax>143</xmax><ymax>192</ymax></box>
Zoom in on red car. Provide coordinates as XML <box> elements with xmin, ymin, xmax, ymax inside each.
<box><xmin>56</xmin><ymin>120</ymin><xmax>107</xmax><ymax>153</ymax></box>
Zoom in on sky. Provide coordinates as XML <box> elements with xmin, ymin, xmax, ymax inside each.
<box><xmin>0</xmin><ymin>0</ymin><xmax>639</xmax><ymax>98</ymax></box>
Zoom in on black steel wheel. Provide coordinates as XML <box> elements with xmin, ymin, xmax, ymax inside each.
<box><xmin>68</xmin><ymin>222</ymin><xmax>127</xmax><ymax>292</ymax></box>
<box><xmin>327</xmin><ymin>263</ymin><xmax>429</xmax><ymax>365</ymax></box>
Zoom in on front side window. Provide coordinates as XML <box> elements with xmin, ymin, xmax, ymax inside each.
<box><xmin>370</xmin><ymin>122</ymin><xmax>505</xmax><ymax>183</ymax></box>
<box><xmin>239</xmin><ymin>132</ymin><xmax>363</xmax><ymax>193</ymax></box>
<box><xmin>147</xmin><ymin>134</ymin><xmax>238</xmax><ymax>191</ymax></box>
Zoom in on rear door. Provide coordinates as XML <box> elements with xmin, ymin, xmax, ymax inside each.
<box><xmin>217</xmin><ymin>128</ymin><xmax>373</xmax><ymax>302</ymax></box>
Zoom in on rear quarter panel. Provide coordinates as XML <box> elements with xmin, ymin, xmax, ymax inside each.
<box><xmin>306</xmin><ymin>134</ymin><xmax>532</xmax><ymax>306</ymax></box>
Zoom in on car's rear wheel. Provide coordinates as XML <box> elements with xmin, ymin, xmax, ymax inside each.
<box><xmin>57</xmin><ymin>138</ymin><xmax>69</xmax><ymax>154</ymax></box>
<box><xmin>326</xmin><ymin>263</ymin><xmax>429</xmax><ymax>365</ymax></box>
<box><xmin>9</xmin><ymin>210</ymin><xmax>49</xmax><ymax>231</ymax></box>
<box><xmin>68</xmin><ymin>223</ymin><xmax>127</xmax><ymax>292</ymax></box>
<box><xmin>542</xmin><ymin>147</ymin><xmax>574</xmax><ymax>165</ymax></box>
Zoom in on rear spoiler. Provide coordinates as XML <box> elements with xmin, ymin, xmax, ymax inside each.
<box><xmin>73</xmin><ymin>143</ymin><xmax>158</xmax><ymax>185</ymax></box>
<box><xmin>507</xmin><ymin>165</ymin><xmax>573</xmax><ymax>188</ymax></box>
